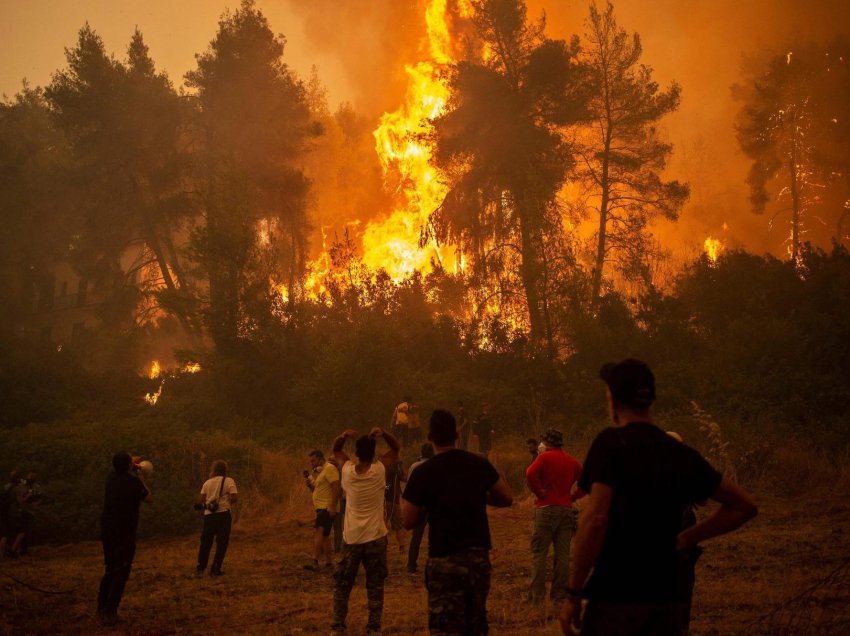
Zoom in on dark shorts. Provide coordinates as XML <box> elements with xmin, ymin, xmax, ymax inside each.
<box><xmin>581</xmin><ymin>601</ymin><xmax>686</xmax><ymax>636</ymax></box>
<box><xmin>315</xmin><ymin>509</ymin><xmax>333</xmax><ymax>537</ymax></box>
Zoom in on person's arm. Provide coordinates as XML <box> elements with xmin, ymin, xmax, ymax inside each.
<box><xmin>228</xmin><ymin>479</ymin><xmax>238</xmax><ymax>505</ymax></box>
<box><xmin>525</xmin><ymin>456</ymin><xmax>546</xmax><ymax>499</ymax></box>
<box><xmin>677</xmin><ymin>477</ymin><xmax>757</xmax><ymax>549</ymax></box>
<box><xmin>329</xmin><ymin>479</ymin><xmax>342</xmax><ymax>516</ymax></box>
<box><xmin>372</xmin><ymin>426</ymin><xmax>400</xmax><ymax>470</ymax></box>
<box><xmin>559</xmin><ymin>482</ymin><xmax>613</xmax><ymax>633</ymax></box>
<box><xmin>401</xmin><ymin>499</ymin><xmax>426</xmax><ymax>530</ymax></box>
<box><xmin>333</xmin><ymin>429</ymin><xmax>357</xmax><ymax>465</ymax></box>
<box><xmin>487</xmin><ymin>476</ymin><xmax>513</xmax><ymax>508</ymax></box>
<box><xmin>138</xmin><ymin>472</ymin><xmax>153</xmax><ymax>504</ymax></box>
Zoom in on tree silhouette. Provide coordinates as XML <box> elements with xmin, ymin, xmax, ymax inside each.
<box><xmin>430</xmin><ymin>0</ymin><xmax>586</xmax><ymax>351</ymax></box>
<box><xmin>577</xmin><ymin>2</ymin><xmax>688</xmax><ymax>300</ymax></box>
<box><xmin>185</xmin><ymin>0</ymin><xmax>313</xmax><ymax>350</ymax></box>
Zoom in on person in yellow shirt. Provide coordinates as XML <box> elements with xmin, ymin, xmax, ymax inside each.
<box><xmin>304</xmin><ymin>449</ymin><xmax>341</xmax><ymax>571</ymax></box>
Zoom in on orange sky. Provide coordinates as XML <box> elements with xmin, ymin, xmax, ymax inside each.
<box><xmin>2</xmin><ymin>0</ymin><xmax>848</xmax><ymax>259</ymax></box>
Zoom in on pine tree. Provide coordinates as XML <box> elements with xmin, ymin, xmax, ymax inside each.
<box><xmin>577</xmin><ymin>2</ymin><xmax>688</xmax><ymax>300</ymax></box>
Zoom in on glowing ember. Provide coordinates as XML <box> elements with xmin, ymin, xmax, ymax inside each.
<box><xmin>182</xmin><ymin>362</ymin><xmax>201</xmax><ymax>373</ymax></box>
<box><xmin>704</xmin><ymin>237</ymin><xmax>722</xmax><ymax>264</ymax></box>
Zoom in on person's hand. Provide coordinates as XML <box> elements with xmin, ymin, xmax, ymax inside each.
<box><xmin>559</xmin><ymin>597</ymin><xmax>582</xmax><ymax>634</ymax></box>
<box><xmin>369</xmin><ymin>426</ymin><xmax>383</xmax><ymax>438</ymax></box>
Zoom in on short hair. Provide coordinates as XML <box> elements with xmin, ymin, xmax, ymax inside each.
<box><xmin>309</xmin><ymin>449</ymin><xmax>324</xmax><ymax>460</ymax></box>
<box><xmin>429</xmin><ymin>409</ymin><xmax>457</xmax><ymax>446</ymax></box>
<box><xmin>112</xmin><ymin>451</ymin><xmax>132</xmax><ymax>473</ymax></box>
<box><xmin>210</xmin><ymin>460</ymin><xmax>228</xmax><ymax>478</ymax></box>
<box><xmin>355</xmin><ymin>435</ymin><xmax>376</xmax><ymax>463</ymax></box>
<box><xmin>600</xmin><ymin>358</ymin><xmax>656</xmax><ymax>409</ymax></box>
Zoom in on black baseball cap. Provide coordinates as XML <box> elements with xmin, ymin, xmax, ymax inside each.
<box><xmin>599</xmin><ymin>359</ymin><xmax>656</xmax><ymax>409</ymax></box>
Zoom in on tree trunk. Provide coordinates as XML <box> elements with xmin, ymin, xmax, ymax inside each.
<box><xmin>517</xmin><ymin>199</ymin><xmax>544</xmax><ymax>347</ymax></box>
<box><xmin>789</xmin><ymin>147</ymin><xmax>801</xmax><ymax>261</ymax></box>
<box><xmin>591</xmin><ymin>150</ymin><xmax>611</xmax><ymax>302</ymax></box>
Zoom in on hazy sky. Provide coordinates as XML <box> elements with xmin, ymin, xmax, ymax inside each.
<box><xmin>2</xmin><ymin>0</ymin><xmax>849</xmax><ymax>257</ymax></box>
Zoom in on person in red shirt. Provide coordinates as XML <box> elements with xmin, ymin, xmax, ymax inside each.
<box><xmin>525</xmin><ymin>428</ymin><xmax>583</xmax><ymax>604</ymax></box>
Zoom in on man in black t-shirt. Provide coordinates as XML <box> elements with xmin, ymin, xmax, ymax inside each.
<box><xmin>97</xmin><ymin>451</ymin><xmax>152</xmax><ymax>625</ymax></box>
<box><xmin>402</xmin><ymin>409</ymin><xmax>512</xmax><ymax>634</ymax></box>
<box><xmin>560</xmin><ymin>359</ymin><xmax>757</xmax><ymax>636</ymax></box>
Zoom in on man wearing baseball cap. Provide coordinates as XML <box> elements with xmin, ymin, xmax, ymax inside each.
<box><xmin>560</xmin><ymin>359</ymin><xmax>757</xmax><ymax>635</ymax></box>
<box><xmin>526</xmin><ymin>428</ymin><xmax>583</xmax><ymax>604</ymax></box>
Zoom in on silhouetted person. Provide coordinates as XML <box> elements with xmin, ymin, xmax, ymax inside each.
<box><xmin>196</xmin><ymin>460</ymin><xmax>238</xmax><ymax>576</ymax></box>
<box><xmin>473</xmin><ymin>401</ymin><xmax>494</xmax><ymax>457</ymax></box>
<box><xmin>402</xmin><ymin>409</ymin><xmax>513</xmax><ymax>634</ymax></box>
<box><xmin>405</xmin><ymin>442</ymin><xmax>434</xmax><ymax>574</ymax></box>
<box><xmin>560</xmin><ymin>359</ymin><xmax>757</xmax><ymax>636</ymax></box>
<box><xmin>98</xmin><ymin>452</ymin><xmax>152</xmax><ymax>625</ymax></box>
<box><xmin>526</xmin><ymin>437</ymin><xmax>540</xmax><ymax>464</ymax></box>
<box><xmin>456</xmin><ymin>401</ymin><xmax>470</xmax><ymax>450</ymax></box>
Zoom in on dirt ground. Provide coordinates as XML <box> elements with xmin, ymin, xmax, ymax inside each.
<box><xmin>1</xmin><ymin>489</ymin><xmax>849</xmax><ymax>635</ymax></box>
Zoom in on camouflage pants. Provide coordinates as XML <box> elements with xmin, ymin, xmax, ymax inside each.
<box><xmin>332</xmin><ymin>536</ymin><xmax>388</xmax><ymax>632</ymax></box>
<box><xmin>425</xmin><ymin>548</ymin><xmax>491</xmax><ymax>635</ymax></box>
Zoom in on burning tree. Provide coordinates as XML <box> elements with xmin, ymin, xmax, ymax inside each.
<box><xmin>736</xmin><ymin>47</ymin><xmax>823</xmax><ymax>263</ymax></box>
<box><xmin>576</xmin><ymin>2</ymin><xmax>688</xmax><ymax>302</ymax></box>
<box><xmin>46</xmin><ymin>26</ymin><xmax>197</xmax><ymax>335</ymax></box>
<box><xmin>185</xmin><ymin>0</ymin><xmax>314</xmax><ymax>350</ymax></box>
<box><xmin>429</xmin><ymin>0</ymin><xmax>587</xmax><ymax>351</ymax></box>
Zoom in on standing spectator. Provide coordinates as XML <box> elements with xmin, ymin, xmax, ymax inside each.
<box><xmin>560</xmin><ymin>360</ymin><xmax>757</xmax><ymax>635</ymax></box>
<box><xmin>98</xmin><ymin>452</ymin><xmax>152</xmax><ymax>625</ymax></box>
<box><xmin>525</xmin><ymin>429</ymin><xmax>582</xmax><ymax>604</ymax></box>
<box><xmin>408</xmin><ymin>401</ymin><xmax>422</xmax><ymax>445</ymax></box>
<box><xmin>391</xmin><ymin>398</ymin><xmax>411</xmax><ymax>447</ymax></box>
<box><xmin>405</xmin><ymin>443</ymin><xmax>434</xmax><ymax>574</ymax></box>
<box><xmin>304</xmin><ymin>450</ymin><xmax>340</xmax><ymax>571</ymax></box>
<box><xmin>384</xmin><ymin>456</ymin><xmax>408</xmax><ymax>557</ymax></box>
<box><xmin>402</xmin><ymin>410</ymin><xmax>513</xmax><ymax>634</ymax></box>
<box><xmin>473</xmin><ymin>402</ymin><xmax>494</xmax><ymax>458</ymax></box>
<box><xmin>196</xmin><ymin>460</ymin><xmax>238</xmax><ymax>577</ymax></box>
<box><xmin>331</xmin><ymin>426</ymin><xmax>400</xmax><ymax>635</ymax></box>
<box><xmin>0</xmin><ymin>471</ymin><xmax>22</xmax><ymax>558</ymax></box>
<box><xmin>526</xmin><ymin>438</ymin><xmax>540</xmax><ymax>464</ymax></box>
<box><xmin>456</xmin><ymin>401</ymin><xmax>470</xmax><ymax>450</ymax></box>
<box><xmin>328</xmin><ymin>457</ymin><xmax>346</xmax><ymax>553</ymax></box>
<box><xmin>666</xmin><ymin>430</ymin><xmax>705</xmax><ymax>635</ymax></box>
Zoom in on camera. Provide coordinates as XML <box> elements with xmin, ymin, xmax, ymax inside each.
<box><xmin>193</xmin><ymin>501</ymin><xmax>219</xmax><ymax>512</ymax></box>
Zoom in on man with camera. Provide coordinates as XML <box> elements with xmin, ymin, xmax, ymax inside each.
<box><xmin>304</xmin><ymin>449</ymin><xmax>341</xmax><ymax>571</ymax></box>
<box><xmin>330</xmin><ymin>426</ymin><xmax>400</xmax><ymax>635</ymax></box>
<box><xmin>98</xmin><ymin>452</ymin><xmax>152</xmax><ymax>625</ymax></box>
<box><xmin>196</xmin><ymin>460</ymin><xmax>237</xmax><ymax>577</ymax></box>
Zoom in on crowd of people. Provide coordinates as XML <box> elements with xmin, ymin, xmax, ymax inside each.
<box><xmin>73</xmin><ymin>357</ymin><xmax>758</xmax><ymax>633</ymax></box>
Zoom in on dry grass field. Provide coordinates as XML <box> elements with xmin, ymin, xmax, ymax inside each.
<box><xmin>2</xmin><ymin>476</ymin><xmax>849</xmax><ymax>635</ymax></box>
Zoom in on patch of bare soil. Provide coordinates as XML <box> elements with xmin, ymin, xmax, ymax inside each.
<box><xmin>1</xmin><ymin>490</ymin><xmax>848</xmax><ymax>635</ymax></box>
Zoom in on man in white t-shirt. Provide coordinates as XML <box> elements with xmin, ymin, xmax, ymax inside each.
<box><xmin>196</xmin><ymin>460</ymin><xmax>238</xmax><ymax>577</ymax></box>
<box><xmin>330</xmin><ymin>426</ymin><xmax>400</xmax><ymax>635</ymax></box>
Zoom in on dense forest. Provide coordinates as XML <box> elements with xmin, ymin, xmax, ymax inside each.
<box><xmin>1</xmin><ymin>0</ymin><xmax>848</xmax><ymax>541</ymax></box>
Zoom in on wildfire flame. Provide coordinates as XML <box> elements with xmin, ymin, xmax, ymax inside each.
<box><xmin>361</xmin><ymin>0</ymin><xmax>469</xmax><ymax>280</ymax></box>
<box><xmin>704</xmin><ymin>237</ymin><xmax>722</xmax><ymax>264</ymax></box>
<box><xmin>149</xmin><ymin>360</ymin><xmax>161</xmax><ymax>379</ymax></box>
